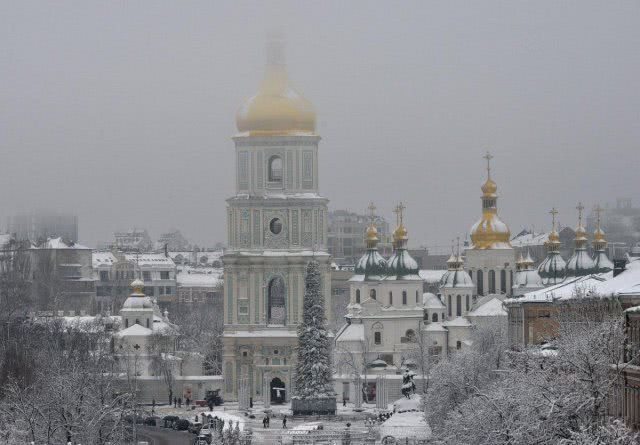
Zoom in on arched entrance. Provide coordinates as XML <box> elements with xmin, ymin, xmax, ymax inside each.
<box><xmin>270</xmin><ymin>377</ymin><xmax>286</xmax><ymax>404</ymax></box>
<box><xmin>268</xmin><ymin>277</ymin><xmax>286</xmax><ymax>325</ymax></box>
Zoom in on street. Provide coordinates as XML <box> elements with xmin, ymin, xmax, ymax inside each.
<box><xmin>137</xmin><ymin>426</ymin><xmax>195</xmax><ymax>445</ymax></box>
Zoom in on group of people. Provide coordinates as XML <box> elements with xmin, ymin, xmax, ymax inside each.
<box><xmin>262</xmin><ymin>414</ymin><xmax>287</xmax><ymax>429</ymax></box>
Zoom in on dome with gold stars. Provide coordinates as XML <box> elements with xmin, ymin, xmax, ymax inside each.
<box><xmin>470</xmin><ymin>153</ymin><xmax>512</xmax><ymax>250</ymax></box>
<box><xmin>236</xmin><ymin>34</ymin><xmax>316</xmax><ymax>136</ymax></box>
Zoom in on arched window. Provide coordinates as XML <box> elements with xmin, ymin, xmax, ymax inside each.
<box><xmin>456</xmin><ymin>295</ymin><xmax>462</xmax><ymax>317</ymax></box>
<box><xmin>268</xmin><ymin>155</ymin><xmax>283</xmax><ymax>183</ymax></box>
<box><xmin>268</xmin><ymin>276</ymin><xmax>286</xmax><ymax>325</ymax></box>
<box><xmin>432</xmin><ymin>312</ymin><xmax>438</xmax><ymax>322</ymax></box>
<box><xmin>355</xmin><ymin>289</ymin><xmax>361</xmax><ymax>303</ymax></box>
<box><xmin>456</xmin><ymin>341</ymin><xmax>462</xmax><ymax>350</ymax></box>
<box><xmin>447</xmin><ymin>295</ymin><xmax>451</xmax><ymax>317</ymax></box>
<box><xmin>374</xmin><ymin>331</ymin><xmax>382</xmax><ymax>345</ymax></box>
<box><xmin>477</xmin><ymin>270</ymin><xmax>484</xmax><ymax>295</ymax></box>
<box><xmin>469</xmin><ymin>270</ymin><xmax>473</xmax><ymax>280</ymax></box>
<box><xmin>135</xmin><ymin>318</ymin><xmax>140</xmax><ymax>325</ymax></box>
<box><xmin>489</xmin><ymin>270</ymin><xmax>496</xmax><ymax>294</ymax></box>
<box><xmin>370</xmin><ymin>289</ymin><xmax>376</xmax><ymax>300</ymax></box>
<box><xmin>146</xmin><ymin>318</ymin><xmax>150</xmax><ymax>328</ymax></box>
<box><xmin>466</xmin><ymin>295</ymin><xmax>470</xmax><ymax>312</ymax></box>
<box><xmin>405</xmin><ymin>329</ymin><xmax>416</xmax><ymax>343</ymax></box>
<box><xmin>416</xmin><ymin>290</ymin><xmax>419</xmax><ymax>304</ymax></box>
<box><xmin>402</xmin><ymin>290</ymin><xmax>407</xmax><ymax>305</ymax></box>
<box><xmin>125</xmin><ymin>319</ymin><xmax>129</xmax><ymax>328</ymax></box>
<box><xmin>389</xmin><ymin>291</ymin><xmax>393</xmax><ymax>305</ymax></box>
<box><xmin>500</xmin><ymin>270</ymin><xmax>507</xmax><ymax>293</ymax></box>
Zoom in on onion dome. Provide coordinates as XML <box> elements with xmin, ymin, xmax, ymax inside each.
<box><xmin>566</xmin><ymin>203</ymin><xmax>596</xmax><ymax>277</ymax></box>
<box><xmin>592</xmin><ymin>204</ymin><xmax>613</xmax><ymax>273</ymax></box>
<box><xmin>368</xmin><ymin>357</ymin><xmax>388</xmax><ymax>371</ymax></box>
<box><xmin>440</xmin><ymin>239</ymin><xmax>473</xmax><ymax>288</ymax></box>
<box><xmin>538</xmin><ymin>208</ymin><xmax>566</xmax><ymax>285</ymax></box>
<box><xmin>236</xmin><ymin>33</ymin><xmax>315</xmax><ymax>136</ymax></box>
<box><xmin>354</xmin><ymin>204</ymin><xmax>388</xmax><ymax>280</ymax></box>
<box><xmin>513</xmin><ymin>250</ymin><xmax>542</xmax><ymax>293</ymax></box>
<box><xmin>470</xmin><ymin>152</ymin><xmax>512</xmax><ymax>249</ymax></box>
<box><xmin>386</xmin><ymin>203</ymin><xmax>420</xmax><ymax>280</ymax></box>
<box><xmin>122</xmin><ymin>279</ymin><xmax>154</xmax><ymax>310</ymax></box>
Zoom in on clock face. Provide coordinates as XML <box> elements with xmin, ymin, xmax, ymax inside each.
<box><xmin>269</xmin><ymin>218</ymin><xmax>283</xmax><ymax>235</ymax></box>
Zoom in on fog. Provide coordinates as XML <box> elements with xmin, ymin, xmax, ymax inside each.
<box><xmin>1</xmin><ymin>1</ymin><xmax>639</xmax><ymax>249</ymax></box>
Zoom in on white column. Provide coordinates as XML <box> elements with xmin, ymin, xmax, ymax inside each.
<box><xmin>263</xmin><ymin>371</ymin><xmax>271</xmax><ymax>408</ymax></box>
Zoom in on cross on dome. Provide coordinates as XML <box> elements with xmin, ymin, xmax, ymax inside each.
<box><xmin>577</xmin><ymin>202</ymin><xmax>585</xmax><ymax>225</ymax></box>
<box><xmin>483</xmin><ymin>151</ymin><xmax>493</xmax><ymax>178</ymax></box>
<box><xmin>367</xmin><ymin>202</ymin><xmax>377</xmax><ymax>222</ymax></box>
<box><xmin>549</xmin><ymin>207</ymin><xmax>558</xmax><ymax>229</ymax></box>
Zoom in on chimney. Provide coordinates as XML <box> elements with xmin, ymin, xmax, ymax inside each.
<box><xmin>164</xmin><ymin>243</ymin><xmax>168</xmax><ymax>258</ymax></box>
<box><xmin>613</xmin><ymin>259</ymin><xmax>627</xmax><ymax>277</ymax></box>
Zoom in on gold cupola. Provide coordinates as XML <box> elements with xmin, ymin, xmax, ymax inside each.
<box><xmin>236</xmin><ymin>33</ymin><xmax>316</xmax><ymax>136</ymax></box>
<box><xmin>469</xmin><ymin>152</ymin><xmax>512</xmax><ymax>249</ymax></box>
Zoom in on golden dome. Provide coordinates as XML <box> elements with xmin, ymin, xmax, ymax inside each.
<box><xmin>470</xmin><ymin>152</ymin><xmax>511</xmax><ymax>249</ymax></box>
<box><xmin>236</xmin><ymin>35</ymin><xmax>315</xmax><ymax>136</ymax></box>
<box><xmin>481</xmin><ymin>178</ymin><xmax>497</xmax><ymax>196</ymax></box>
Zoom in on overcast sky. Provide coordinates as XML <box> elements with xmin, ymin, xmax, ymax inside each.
<box><xmin>1</xmin><ymin>1</ymin><xmax>639</xmax><ymax>250</ymax></box>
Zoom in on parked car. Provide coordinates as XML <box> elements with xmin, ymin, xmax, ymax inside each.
<box><xmin>174</xmin><ymin>419</ymin><xmax>191</xmax><ymax>431</ymax></box>
<box><xmin>189</xmin><ymin>422</ymin><xmax>203</xmax><ymax>435</ymax></box>
<box><xmin>196</xmin><ymin>435</ymin><xmax>210</xmax><ymax>445</ymax></box>
<box><xmin>163</xmin><ymin>415</ymin><xmax>180</xmax><ymax>428</ymax></box>
<box><xmin>144</xmin><ymin>416</ymin><xmax>159</xmax><ymax>427</ymax></box>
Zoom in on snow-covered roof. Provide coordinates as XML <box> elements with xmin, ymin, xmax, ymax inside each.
<box><xmin>335</xmin><ymin>323</ymin><xmax>365</xmax><ymax>342</ymax></box>
<box><xmin>116</xmin><ymin>323</ymin><xmax>153</xmax><ymax>337</ymax></box>
<box><xmin>424</xmin><ymin>322</ymin><xmax>447</xmax><ymax>332</ymax></box>
<box><xmin>176</xmin><ymin>269</ymin><xmax>222</xmax><ymax>287</ymax></box>
<box><xmin>0</xmin><ymin>234</ymin><xmax>11</xmax><ymax>249</ymax></box>
<box><xmin>506</xmin><ymin>274</ymin><xmax>608</xmax><ymax>303</ymax></box>
<box><xmin>123</xmin><ymin>253</ymin><xmax>175</xmax><ymax>266</ymax></box>
<box><xmin>442</xmin><ymin>317</ymin><xmax>472</xmax><ymax>327</ymax></box>
<box><xmin>422</xmin><ymin>293</ymin><xmax>445</xmax><ymax>309</ymax></box>
<box><xmin>511</xmin><ymin>231</ymin><xmax>549</xmax><ymax>247</ymax></box>
<box><xmin>229</xmin><ymin>250</ymin><xmax>330</xmax><ymax>257</ymax></box>
<box><xmin>419</xmin><ymin>269</ymin><xmax>447</xmax><ymax>283</ymax></box>
<box><xmin>468</xmin><ymin>297</ymin><xmax>507</xmax><ymax>317</ymax></box>
<box><xmin>37</xmin><ymin>237</ymin><xmax>90</xmax><ymax>250</ymax></box>
<box><xmin>92</xmin><ymin>251</ymin><xmax>117</xmax><ymax>268</ymax></box>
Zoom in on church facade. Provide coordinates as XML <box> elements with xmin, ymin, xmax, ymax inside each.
<box><xmin>222</xmin><ymin>36</ymin><xmax>331</xmax><ymax>403</ymax></box>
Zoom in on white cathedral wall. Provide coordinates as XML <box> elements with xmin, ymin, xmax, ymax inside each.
<box><xmin>350</xmin><ymin>281</ymin><xmax>423</xmax><ymax>308</ymax></box>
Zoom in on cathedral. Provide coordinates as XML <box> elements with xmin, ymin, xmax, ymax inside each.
<box><xmin>221</xmin><ymin>35</ymin><xmax>332</xmax><ymax>404</ymax></box>
<box><xmin>465</xmin><ymin>153</ymin><xmax>517</xmax><ymax>296</ymax></box>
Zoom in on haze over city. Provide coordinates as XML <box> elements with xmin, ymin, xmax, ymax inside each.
<box><xmin>1</xmin><ymin>0</ymin><xmax>639</xmax><ymax>247</ymax></box>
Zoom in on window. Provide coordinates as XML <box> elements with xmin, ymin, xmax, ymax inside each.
<box><xmin>466</xmin><ymin>295</ymin><xmax>470</xmax><ymax>312</ymax></box>
<box><xmin>165</xmin><ymin>287</ymin><xmax>173</xmax><ymax>295</ymax></box>
<box><xmin>267</xmin><ymin>276</ymin><xmax>286</xmax><ymax>325</ymax></box>
<box><xmin>146</xmin><ymin>319</ymin><xmax>150</xmax><ymax>328</ymax></box>
<box><xmin>100</xmin><ymin>271</ymin><xmax>109</xmax><ymax>282</ymax></box>
<box><xmin>402</xmin><ymin>291</ymin><xmax>407</xmax><ymax>305</ymax></box>
<box><xmin>143</xmin><ymin>271</ymin><xmax>152</xmax><ymax>282</ymax></box>
<box><xmin>500</xmin><ymin>270</ymin><xmax>506</xmax><ymax>293</ymax></box>
<box><xmin>405</xmin><ymin>329</ymin><xmax>416</xmax><ymax>343</ymax></box>
<box><xmin>160</xmin><ymin>271</ymin><xmax>170</xmax><ymax>280</ymax></box>
<box><xmin>456</xmin><ymin>295</ymin><xmax>462</xmax><ymax>317</ymax></box>
<box><xmin>447</xmin><ymin>295</ymin><xmax>451</xmax><ymax>317</ymax></box>
<box><xmin>370</xmin><ymin>289</ymin><xmax>376</xmax><ymax>300</ymax></box>
<box><xmin>135</xmin><ymin>318</ymin><xmax>140</xmax><ymax>325</ymax></box>
<box><xmin>374</xmin><ymin>331</ymin><xmax>382</xmax><ymax>345</ymax></box>
<box><xmin>125</xmin><ymin>319</ymin><xmax>129</xmax><ymax>328</ymax></box>
<box><xmin>389</xmin><ymin>291</ymin><xmax>393</xmax><ymax>305</ymax></box>
<box><xmin>268</xmin><ymin>155</ymin><xmax>283</xmax><ymax>183</ymax></box>
<box><xmin>144</xmin><ymin>287</ymin><xmax>154</xmax><ymax>296</ymax></box>
<box><xmin>477</xmin><ymin>270</ymin><xmax>484</xmax><ymax>295</ymax></box>
<box><xmin>432</xmin><ymin>313</ymin><xmax>438</xmax><ymax>322</ymax></box>
<box><xmin>489</xmin><ymin>270</ymin><xmax>496</xmax><ymax>294</ymax></box>
<box><xmin>269</xmin><ymin>218</ymin><xmax>283</xmax><ymax>235</ymax></box>
<box><xmin>416</xmin><ymin>290</ymin><xmax>419</xmax><ymax>304</ymax></box>
<box><xmin>469</xmin><ymin>270</ymin><xmax>473</xmax><ymax>280</ymax></box>
<box><xmin>355</xmin><ymin>289</ymin><xmax>361</xmax><ymax>303</ymax></box>
<box><xmin>456</xmin><ymin>341</ymin><xmax>462</xmax><ymax>350</ymax></box>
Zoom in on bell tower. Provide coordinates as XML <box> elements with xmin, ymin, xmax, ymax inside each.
<box><xmin>222</xmin><ymin>35</ymin><xmax>332</xmax><ymax>404</ymax></box>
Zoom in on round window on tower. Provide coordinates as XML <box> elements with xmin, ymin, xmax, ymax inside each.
<box><xmin>269</xmin><ymin>218</ymin><xmax>283</xmax><ymax>235</ymax></box>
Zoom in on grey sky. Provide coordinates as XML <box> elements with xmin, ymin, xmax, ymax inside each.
<box><xmin>1</xmin><ymin>1</ymin><xmax>639</xmax><ymax>250</ymax></box>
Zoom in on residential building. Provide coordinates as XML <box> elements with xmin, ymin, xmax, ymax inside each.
<box><xmin>113</xmin><ymin>228</ymin><xmax>153</xmax><ymax>252</ymax></box>
<box><xmin>8</xmin><ymin>211</ymin><xmax>78</xmax><ymax>243</ymax></box>
<box><xmin>328</xmin><ymin>209</ymin><xmax>391</xmax><ymax>264</ymax></box>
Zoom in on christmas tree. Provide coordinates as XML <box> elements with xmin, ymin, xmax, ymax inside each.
<box><xmin>294</xmin><ymin>260</ymin><xmax>334</xmax><ymax>399</ymax></box>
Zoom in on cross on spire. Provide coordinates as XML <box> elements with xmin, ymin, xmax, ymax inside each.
<box><xmin>549</xmin><ymin>207</ymin><xmax>558</xmax><ymax>230</ymax></box>
<box><xmin>594</xmin><ymin>204</ymin><xmax>603</xmax><ymax>229</ymax></box>
<box><xmin>577</xmin><ymin>202</ymin><xmax>585</xmax><ymax>226</ymax></box>
<box><xmin>483</xmin><ymin>151</ymin><xmax>493</xmax><ymax>178</ymax></box>
<box><xmin>367</xmin><ymin>202</ymin><xmax>376</xmax><ymax>222</ymax></box>
<box><xmin>456</xmin><ymin>236</ymin><xmax>461</xmax><ymax>257</ymax></box>
<box><xmin>395</xmin><ymin>202</ymin><xmax>406</xmax><ymax>225</ymax></box>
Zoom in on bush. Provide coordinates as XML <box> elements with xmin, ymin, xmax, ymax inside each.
<box><xmin>174</xmin><ymin>419</ymin><xmax>191</xmax><ymax>431</ymax></box>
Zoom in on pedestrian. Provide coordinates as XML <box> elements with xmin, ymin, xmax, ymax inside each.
<box><xmin>195</xmin><ymin>414</ymin><xmax>199</xmax><ymax>423</ymax></box>
<box><xmin>186</xmin><ymin>397</ymin><xmax>190</xmax><ymax>407</ymax></box>
<box><xmin>343</xmin><ymin>398</ymin><xmax>346</xmax><ymax>407</ymax></box>
<box><xmin>174</xmin><ymin>396</ymin><xmax>177</xmax><ymax>407</ymax></box>
<box><xmin>263</xmin><ymin>415</ymin><xmax>267</xmax><ymax>428</ymax></box>
<box><xmin>282</xmin><ymin>415</ymin><xmax>287</xmax><ymax>429</ymax></box>
<box><xmin>178</xmin><ymin>397</ymin><xmax>182</xmax><ymax>407</ymax></box>
<box><xmin>266</xmin><ymin>414</ymin><xmax>270</xmax><ymax>428</ymax></box>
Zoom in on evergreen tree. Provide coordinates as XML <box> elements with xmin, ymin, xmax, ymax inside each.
<box><xmin>294</xmin><ymin>260</ymin><xmax>334</xmax><ymax>399</ymax></box>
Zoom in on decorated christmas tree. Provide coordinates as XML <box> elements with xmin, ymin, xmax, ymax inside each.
<box><xmin>294</xmin><ymin>260</ymin><xmax>334</xmax><ymax>400</ymax></box>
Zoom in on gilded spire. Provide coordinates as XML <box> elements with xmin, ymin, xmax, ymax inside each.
<box><xmin>365</xmin><ymin>202</ymin><xmax>379</xmax><ymax>248</ymax></box>
<box><xmin>392</xmin><ymin>202</ymin><xmax>408</xmax><ymax>247</ymax></box>
<box><xmin>470</xmin><ymin>151</ymin><xmax>511</xmax><ymax>249</ymax></box>
<box><xmin>575</xmin><ymin>202</ymin><xmax>588</xmax><ymax>248</ymax></box>
<box><xmin>593</xmin><ymin>204</ymin><xmax>606</xmax><ymax>246</ymax></box>
<box><xmin>547</xmin><ymin>207</ymin><xmax>561</xmax><ymax>247</ymax></box>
